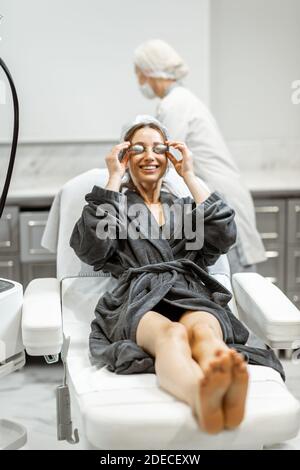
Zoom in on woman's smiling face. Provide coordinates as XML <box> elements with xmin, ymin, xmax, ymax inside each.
<box><xmin>127</xmin><ymin>126</ymin><xmax>168</xmax><ymax>186</ymax></box>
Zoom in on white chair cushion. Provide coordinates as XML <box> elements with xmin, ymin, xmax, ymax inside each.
<box><xmin>67</xmin><ymin>359</ymin><xmax>300</xmax><ymax>450</ymax></box>
<box><xmin>22</xmin><ymin>278</ymin><xmax>63</xmax><ymax>356</ymax></box>
<box><xmin>233</xmin><ymin>273</ymin><xmax>300</xmax><ymax>348</ymax></box>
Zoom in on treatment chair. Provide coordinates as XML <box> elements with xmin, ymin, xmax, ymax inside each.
<box><xmin>21</xmin><ymin>168</ymin><xmax>300</xmax><ymax>450</ymax></box>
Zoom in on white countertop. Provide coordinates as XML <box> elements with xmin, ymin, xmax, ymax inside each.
<box><xmin>7</xmin><ymin>181</ymin><xmax>64</xmax><ymax>206</ymax></box>
<box><xmin>8</xmin><ymin>186</ymin><xmax>60</xmax><ymax>200</ymax></box>
<box><xmin>5</xmin><ymin>170</ymin><xmax>300</xmax><ymax>206</ymax></box>
<box><xmin>242</xmin><ymin>170</ymin><xmax>300</xmax><ymax>194</ymax></box>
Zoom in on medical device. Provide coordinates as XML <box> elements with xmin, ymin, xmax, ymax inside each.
<box><xmin>0</xmin><ymin>57</ymin><xmax>27</xmax><ymax>449</ymax></box>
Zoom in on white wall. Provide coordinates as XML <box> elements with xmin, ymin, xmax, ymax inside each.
<box><xmin>211</xmin><ymin>0</ymin><xmax>300</xmax><ymax>140</ymax></box>
<box><xmin>0</xmin><ymin>0</ymin><xmax>210</xmax><ymax>142</ymax></box>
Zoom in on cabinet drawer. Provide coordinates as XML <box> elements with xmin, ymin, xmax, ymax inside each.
<box><xmin>0</xmin><ymin>255</ymin><xmax>21</xmax><ymax>282</ymax></box>
<box><xmin>20</xmin><ymin>212</ymin><xmax>56</xmax><ymax>263</ymax></box>
<box><xmin>254</xmin><ymin>200</ymin><xmax>285</xmax><ymax>242</ymax></box>
<box><xmin>286</xmin><ymin>246</ymin><xmax>300</xmax><ymax>291</ymax></box>
<box><xmin>0</xmin><ymin>206</ymin><xmax>19</xmax><ymax>253</ymax></box>
<box><xmin>22</xmin><ymin>262</ymin><xmax>56</xmax><ymax>288</ymax></box>
<box><xmin>256</xmin><ymin>244</ymin><xmax>285</xmax><ymax>290</ymax></box>
<box><xmin>288</xmin><ymin>199</ymin><xmax>300</xmax><ymax>244</ymax></box>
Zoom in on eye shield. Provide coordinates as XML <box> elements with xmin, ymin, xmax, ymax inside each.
<box><xmin>118</xmin><ymin>143</ymin><xmax>169</xmax><ymax>162</ymax></box>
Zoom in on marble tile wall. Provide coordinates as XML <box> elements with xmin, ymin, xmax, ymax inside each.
<box><xmin>0</xmin><ymin>138</ymin><xmax>299</xmax><ymax>191</ymax></box>
<box><xmin>0</xmin><ymin>141</ymin><xmax>116</xmax><ymax>191</ymax></box>
<box><xmin>228</xmin><ymin>139</ymin><xmax>300</xmax><ymax>172</ymax></box>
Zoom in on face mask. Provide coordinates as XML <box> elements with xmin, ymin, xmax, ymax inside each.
<box><xmin>139</xmin><ymin>82</ymin><xmax>156</xmax><ymax>99</ymax></box>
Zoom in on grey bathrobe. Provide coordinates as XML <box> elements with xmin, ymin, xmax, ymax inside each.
<box><xmin>70</xmin><ymin>186</ymin><xmax>284</xmax><ymax>380</ymax></box>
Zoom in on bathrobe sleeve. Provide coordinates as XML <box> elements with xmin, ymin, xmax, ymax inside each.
<box><xmin>180</xmin><ymin>191</ymin><xmax>237</xmax><ymax>267</ymax></box>
<box><xmin>69</xmin><ymin>185</ymin><xmax>125</xmax><ymax>271</ymax></box>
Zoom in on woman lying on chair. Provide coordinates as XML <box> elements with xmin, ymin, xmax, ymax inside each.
<box><xmin>70</xmin><ymin>116</ymin><xmax>284</xmax><ymax>434</ymax></box>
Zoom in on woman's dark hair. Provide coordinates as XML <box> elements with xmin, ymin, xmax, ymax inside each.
<box><xmin>120</xmin><ymin>123</ymin><xmax>169</xmax><ymax>192</ymax></box>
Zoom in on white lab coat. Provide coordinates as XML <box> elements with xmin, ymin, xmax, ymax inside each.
<box><xmin>156</xmin><ymin>85</ymin><xmax>266</xmax><ymax>266</ymax></box>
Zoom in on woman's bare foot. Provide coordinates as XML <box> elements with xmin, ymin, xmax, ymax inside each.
<box><xmin>193</xmin><ymin>350</ymin><xmax>232</xmax><ymax>434</ymax></box>
<box><xmin>223</xmin><ymin>350</ymin><xmax>249</xmax><ymax>430</ymax></box>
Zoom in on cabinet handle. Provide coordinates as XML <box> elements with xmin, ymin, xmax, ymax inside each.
<box><xmin>265</xmin><ymin>251</ymin><xmax>279</xmax><ymax>258</ymax></box>
<box><xmin>0</xmin><ymin>260</ymin><xmax>14</xmax><ymax>267</ymax></box>
<box><xmin>295</xmin><ymin>205</ymin><xmax>300</xmax><ymax>213</ymax></box>
<box><xmin>29</xmin><ymin>248</ymin><xmax>47</xmax><ymax>255</ymax></box>
<box><xmin>27</xmin><ymin>220</ymin><xmax>47</xmax><ymax>227</ymax></box>
<box><xmin>255</xmin><ymin>206</ymin><xmax>279</xmax><ymax>213</ymax></box>
<box><xmin>0</xmin><ymin>241</ymin><xmax>11</xmax><ymax>248</ymax></box>
<box><xmin>0</xmin><ymin>213</ymin><xmax>13</xmax><ymax>247</ymax></box>
<box><xmin>260</xmin><ymin>232</ymin><xmax>278</xmax><ymax>240</ymax></box>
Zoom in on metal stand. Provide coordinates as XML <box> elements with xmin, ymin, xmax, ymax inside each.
<box><xmin>56</xmin><ymin>337</ymin><xmax>79</xmax><ymax>444</ymax></box>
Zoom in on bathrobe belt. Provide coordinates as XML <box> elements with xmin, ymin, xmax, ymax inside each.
<box><xmin>120</xmin><ymin>258</ymin><xmax>232</xmax><ymax>307</ymax></box>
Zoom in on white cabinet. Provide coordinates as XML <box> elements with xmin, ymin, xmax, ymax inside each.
<box><xmin>0</xmin><ymin>207</ymin><xmax>21</xmax><ymax>281</ymax></box>
<box><xmin>254</xmin><ymin>197</ymin><xmax>300</xmax><ymax>306</ymax></box>
<box><xmin>0</xmin><ymin>207</ymin><xmax>56</xmax><ymax>286</ymax></box>
<box><xmin>20</xmin><ymin>212</ymin><xmax>55</xmax><ymax>263</ymax></box>
<box><xmin>286</xmin><ymin>199</ymin><xmax>300</xmax><ymax>304</ymax></box>
<box><xmin>254</xmin><ymin>199</ymin><xmax>286</xmax><ymax>290</ymax></box>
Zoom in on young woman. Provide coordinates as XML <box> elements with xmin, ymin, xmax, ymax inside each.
<box><xmin>70</xmin><ymin>117</ymin><xmax>284</xmax><ymax>435</ymax></box>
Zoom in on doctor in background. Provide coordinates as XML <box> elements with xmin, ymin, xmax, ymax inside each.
<box><xmin>134</xmin><ymin>39</ymin><xmax>266</xmax><ymax>274</ymax></box>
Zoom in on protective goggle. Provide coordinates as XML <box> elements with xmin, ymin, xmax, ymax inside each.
<box><xmin>119</xmin><ymin>143</ymin><xmax>169</xmax><ymax>161</ymax></box>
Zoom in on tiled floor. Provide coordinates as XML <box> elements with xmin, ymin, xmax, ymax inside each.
<box><xmin>0</xmin><ymin>356</ymin><xmax>75</xmax><ymax>450</ymax></box>
<box><xmin>0</xmin><ymin>355</ymin><xmax>299</xmax><ymax>450</ymax></box>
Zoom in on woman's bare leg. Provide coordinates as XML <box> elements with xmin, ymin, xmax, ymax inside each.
<box><xmin>136</xmin><ymin>311</ymin><xmax>203</xmax><ymax>408</ymax></box>
<box><xmin>180</xmin><ymin>310</ymin><xmax>249</xmax><ymax>429</ymax></box>
<box><xmin>180</xmin><ymin>310</ymin><xmax>230</xmax><ymax>369</ymax></box>
<box><xmin>136</xmin><ymin>310</ymin><xmax>226</xmax><ymax>433</ymax></box>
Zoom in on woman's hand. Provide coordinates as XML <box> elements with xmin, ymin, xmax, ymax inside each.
<box><xmin>166</xmin><ymin>141</ymin><xmax>210</xmax><ymax>203</ymax></box>
<box><xmin>165</xmin><ymin>141</ymin><xmax>195</xmax><ymax>180</ymax></box>
<box><xmin>105</xmin><ymin>142</ymin><xmax>131</xmax><ymax>179</ymax></box>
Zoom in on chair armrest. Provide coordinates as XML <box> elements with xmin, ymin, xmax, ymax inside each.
<box><xmin>22</xmin><ymin>278</ymin><xmax>63</xmax><ymax>356</ymax></box>
<box><xmin>232</xmin><ymin>273</ymin><xmax>300</xmax><ymax>349</ymax></box>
